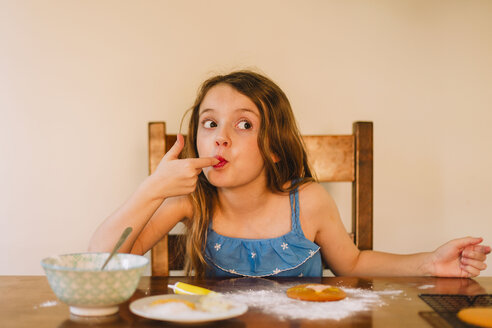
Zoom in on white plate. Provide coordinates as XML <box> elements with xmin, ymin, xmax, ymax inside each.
<box><xmin>129</xmin><ymin>294</ymin><xmax>248</xmax><ymax>324</ymax></box>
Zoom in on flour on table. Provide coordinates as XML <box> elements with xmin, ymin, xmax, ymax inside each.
<box><xmin>33</xmin><ymin>300</ymin><xmax>58</xmax><ymax>309</ymax></box>
<box><xmin>225</xmin><ymin>287</ymin><xmax>403</xmax><ymax>321</ymax></box>
<box><xmin>418</xmin><ymin>284</ymin><xmax>435</xmax><ymax>290</ymax></box>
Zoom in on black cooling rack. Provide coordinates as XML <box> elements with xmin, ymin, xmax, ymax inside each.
<box><xmin>419</xmin><ymin>294</ymin><xmax>492</xmax><ymax>327</ymax></box>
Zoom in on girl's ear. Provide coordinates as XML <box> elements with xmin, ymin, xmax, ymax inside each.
<box><xmin>271</xmin><ymin>153</ymin><xmax>280</xmax><ymax>163</ymax></box>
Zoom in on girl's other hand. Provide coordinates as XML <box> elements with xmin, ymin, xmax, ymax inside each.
<box><xmin>430</xmin><ymin>237</ymin><xmax>491</xmax><ymax>277</ymax></box>
<box><xmin>147</xmin><ymin>134</ymin><xmax>218</xmax><ymax>199</ymax></box>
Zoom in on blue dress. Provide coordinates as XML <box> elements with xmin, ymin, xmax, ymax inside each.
<box><xmin>204</xmin><ymin>187</ymin><xmax>323</xmax><ymax>277</ymax></box>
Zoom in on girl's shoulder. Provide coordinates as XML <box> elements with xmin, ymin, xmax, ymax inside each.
<box><xmin>297</xmin><ymin>181</ymin><xmax>339</xmax><ymax>221</ymax></box>
<box><xmin>297</xmin><ymin>181</ymin><xmax>331</xmax><ymax>202</ymax></box>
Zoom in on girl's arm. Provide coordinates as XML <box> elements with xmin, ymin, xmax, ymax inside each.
<box><xmin>88</xmin><ymin>180</ymin><xmax>189</xmax><ymax>255</ymax></box>
<box><xmin>88</xmin><ymin>134</ymin><xmax>218</xmax><ymax>254</ymax></box>
<box><xmin>302</xmin><ymin>183</ymin><xmax>490</xmax><ymax>277</ymax></box>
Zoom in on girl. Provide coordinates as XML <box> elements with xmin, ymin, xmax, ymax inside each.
<box><xmin>89</xmin><ymin>71</ymin><xmax>490</xmax><ymax>278</ymax></box>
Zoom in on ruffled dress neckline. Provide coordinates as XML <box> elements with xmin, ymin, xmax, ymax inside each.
<box><xmin>204</xmin><ymin>186</ymin><xmax>322</xmax><ymax>277</ymax></box>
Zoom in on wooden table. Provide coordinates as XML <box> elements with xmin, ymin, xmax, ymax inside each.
<box><xmin>1</xmin><ymin>275</ymin><xmax>491</xmax><ymax>327</ymax></box>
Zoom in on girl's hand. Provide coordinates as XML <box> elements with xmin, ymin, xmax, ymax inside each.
<box><xmin>147</xmin><ymin>134</ymin><xmax>218</xmax><ymax>199</ymax></box>
<box><xmin>430</xmin><ymin>237</ymin><xmax>491</xmax><ymax>277</ymax></box>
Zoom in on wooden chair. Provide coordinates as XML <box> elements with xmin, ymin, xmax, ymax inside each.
<box><xmin>148</xmin><ymin>121</ymin><xmax>373</xmax><ymax>276</ymax></box>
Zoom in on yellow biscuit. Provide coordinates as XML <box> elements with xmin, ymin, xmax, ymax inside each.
<box><xmin>286</xmin><ymin>284</ymin><xmax>346</xmax><ymax>302</ymax></box>
<box><xmin>457</xmin><ymin>307</ymin><xmax>492</xmax><ymax>328</ymax></box>
<box><xmin>150</xmin><ymin>298</ymin><xmax>196</xmax><ymax>309</ymax></box>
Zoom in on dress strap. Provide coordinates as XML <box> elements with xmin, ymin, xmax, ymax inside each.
<box><xmin>289</xmin><ymin>187</ymin><xmax>301</xmax><ymax>233</ymax></box>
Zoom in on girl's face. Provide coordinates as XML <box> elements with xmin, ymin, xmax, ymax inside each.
<box><xmin>197</xmin><ymin>83</ymin><xmax>266</xmax><ymax>189</ymax></box>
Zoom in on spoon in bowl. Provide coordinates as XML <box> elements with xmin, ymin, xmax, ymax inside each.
<box><xmin>101</xmin><ymin>227</ymin><xmax>133</xmax><ymax>270</ymax></box>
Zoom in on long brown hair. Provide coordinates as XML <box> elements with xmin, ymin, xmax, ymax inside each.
<box><xmin>182</xmin><ymin>70</ymin><xmax>314</xmax><ymax>276</ymax></box>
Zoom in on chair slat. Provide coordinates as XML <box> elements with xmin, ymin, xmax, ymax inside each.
<box><xmin>148</xmin><ymin>122</ymin><xmax>170</xmax><ymax>276</ymax></box>
<box><xmin>148</xmin><ymin>122</ymin><xmax>166</xmax><ymax>174</ymax></box>
<box><xmin>352</xmin><ymin>122</ymin><xmax>373</xmax><ymax>250</ymax></box>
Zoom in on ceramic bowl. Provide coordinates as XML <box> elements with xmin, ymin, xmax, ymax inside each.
<box><xmin>41</xmin><ymin>252</ymin><xmax>148</xmax><ymax>316</ymax></box>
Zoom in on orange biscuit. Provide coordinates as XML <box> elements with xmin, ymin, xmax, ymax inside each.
<box><xmin>457</xmin><ymin>307</ymin><xmax>492</xmax><ymax>328</ymax></box>
<box><xmin>286</xmin><ymin>284</ymin><xmax>346</xmax><ymax>302</ymax></box>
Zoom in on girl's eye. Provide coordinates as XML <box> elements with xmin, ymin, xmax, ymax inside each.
<box><xmin>203</xmin><ymin>120</ymin><xmax>217</xmax><ymax>128</ymax></box>
<box><xmin>237</xmin><ymin>121</ymin><xmax>252</xmax><ymax>130</ymax></box>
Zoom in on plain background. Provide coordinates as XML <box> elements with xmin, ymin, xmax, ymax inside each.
<box><xmin>1</xmin><ymin>0</ymin><xmax>491</xmax><ymax>276</ymax></box>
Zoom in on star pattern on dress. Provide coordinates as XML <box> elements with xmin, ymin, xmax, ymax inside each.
<box><xmin>251</xmin><ymin>252</ymin><xmax>256</xmax><ymax>259</ymax></box>
<box><xmin>298</xmin><ymin>273</ymin><xmax>304</xmax><ymax>277</ymax></box>
<box><xmin>281</xmin><ymin>242</ymin><xmax>289</xmax><ymax>250</ymax></box>
<box><xmin>309</xmin><ymin>249</ymin><xmax>316</xmax><ymax>256</ymax></box>
<box><xmin>229</xmin><ymin>269</ymin><xmax>237</xmax><ymax>274</ymax></box>
<box><xmin>273</xmin><ymin>268</ymin><xmax>281</xmax><ymax>275</ymax></box>
<box><xmin>214</xmin><ymin>243</ymin><xmax>221</xmax><ymax>251</ymax></box>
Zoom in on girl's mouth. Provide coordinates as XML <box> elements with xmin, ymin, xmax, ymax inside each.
<box><xmin>213</xmin><ymin>156</ymin><xmax>228</xmax><ymax>168</ymax></box>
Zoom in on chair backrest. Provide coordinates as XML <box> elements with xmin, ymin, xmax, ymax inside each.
<box><xmin>148</xmin><ymin>121</ymin><xmax>373</xmax><ymax>276</ymax></box>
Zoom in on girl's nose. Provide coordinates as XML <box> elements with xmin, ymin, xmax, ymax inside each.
<box><xmin>215</xmin><ymin>135</ymin><xmax>229</xmax><ymax>147</ymax></box>
<box><xmin>215</xmin><ymin>127</ymin><xmax>230</xmax><ymax>147</ymax></box>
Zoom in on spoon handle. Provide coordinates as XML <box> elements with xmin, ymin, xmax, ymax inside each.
<box><xmin>101</xmin><ymin>227</ymin><xmax>133</xmax><ymax>270</ymax></box>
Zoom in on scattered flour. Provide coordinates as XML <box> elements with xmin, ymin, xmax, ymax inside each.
<box><xmin>225</xmin><ymin>287</ymin><xmax>403</xmax><ymax>321</ymax></box>
<box><xmin>418</xmin><ymin>284</ymin><xmax>435</xmax><ymax>290</ymax></box>
<box><xmin>33</xmin><ymin>300</ymin><xmax>58</xmax><ymax>309</ymax></box>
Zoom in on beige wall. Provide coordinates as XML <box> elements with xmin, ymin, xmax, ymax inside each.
<box><xmin>1</xmin><ymin>0</ymin><xmax>491</xmax><ymax>276</ymax></box>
